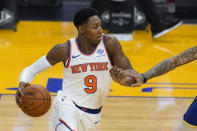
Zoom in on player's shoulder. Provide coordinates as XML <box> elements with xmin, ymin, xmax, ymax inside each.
<box><xmin>103</xmin><ymin>34</ymin><xmax>119</xmax><ymax>45</ymax></box>
<box><xmin>46</xmin><ymin>41</ymin><xmax>70</xmax><ymax>64</ymax></box>
<box><xmin>103</xmin><ymin>34</ymin><xmax>120</xmax><ymax>52</ymax></box>
<box><xmin>54</xmin><ymin>40</ymin><xmax>71</xmax><ymax>51</ymax></box>
<box><xmin>55</xmin><ymin>42</ymin><xmax>68</xmax><ymax>48</ymax></box>
<box><xmin>49</xmin><ymin>41</ymin><xmax>70</xmax><ymax>57</ymax></box>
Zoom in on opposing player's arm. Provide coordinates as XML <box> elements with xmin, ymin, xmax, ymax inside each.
<box><xmin>105</xmin><ymin>35</ymin><xmax>141</xmax><ymax>86</ymax></box>
<box><xmin>143</xmin><ymin>45</ymin><xmax>197</xmax><ymax>82</ymax></box>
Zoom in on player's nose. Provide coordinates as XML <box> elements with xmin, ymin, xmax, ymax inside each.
<box><xmin>98</xmin><ymin>26</ymin><xmax>103</xmax><ymax>34</ymax></box>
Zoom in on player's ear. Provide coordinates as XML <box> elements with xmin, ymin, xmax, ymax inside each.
<box><xmin>78</xmin><ymin>25</ymin><xmax>85</xmax><ymax>34</ymax></box>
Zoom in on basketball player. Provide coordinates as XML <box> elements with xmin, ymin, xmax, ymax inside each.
<box><xmin>15</xmin><ymin>8</ymin><xmax>140</xmax><ymax>131</ymax></box>
<box><xmin>126</xmin><ymin>45</ymin><xmax>197</xmax><ymax>131</ymax></box>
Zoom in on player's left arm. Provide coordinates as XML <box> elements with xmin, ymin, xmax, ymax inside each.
<box><xmin>144</xmin><ymin>46</ymin><xmax>197</xmax><ymax>80</ymax></box>
<box><xmin>16</xmin><ymin>43</ymin><xmax>67</xmax><ymax>99</ymax></box>
<box><xmin>105</xmin><ymin>35</ymin><xmax>142</xmax><ymax>86</ymax></box>
<box><xmin>131</xmin><ymin>45</ymin><xmax>197</xmax><ymax>87</ymax></box>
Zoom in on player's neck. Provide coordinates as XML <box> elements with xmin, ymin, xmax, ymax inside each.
<box><xmin>77</xmin><ymin>36</ymin><xmax>98</xmax><ymax>54</ymax></box>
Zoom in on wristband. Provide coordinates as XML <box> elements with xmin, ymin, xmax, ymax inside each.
<box><xmin>141</xmin><ymin>74</ymin><xmax>147</xmax><ymax>83</ymax></box>
<box><xmin>19</xmin><ymin>55</ymin><xmax>52</xmax><ymax>83</ymax></box>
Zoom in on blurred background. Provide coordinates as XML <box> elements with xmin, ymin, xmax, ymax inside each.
<box><xmin>1</xmin><ymin>0</ymin><xmax>197</xmax><ymax>32</ymax></box>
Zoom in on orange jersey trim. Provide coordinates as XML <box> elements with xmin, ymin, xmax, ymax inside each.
<box><xmin>102</xmin><ymin>35</ymin><xmax>113</xmax><ymax>66</ymax></box>
<box><xmin>59</xmin><ymin>118</ymin><xmax>76</xmax><ymax>131</ymax></box>
<box><xmin>65</xmin><ymin>40</ymin><xmax>71</xmax><ymax>68</ymax></box>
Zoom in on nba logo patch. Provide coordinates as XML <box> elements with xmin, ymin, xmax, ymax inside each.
<box><xmin>97</xmin><ymin>48</ymin><xmax>105</xmax><ymax>57</ymax></box>
<box><xmin>62</xmin><ymin>96</ymin><xmax>67</xmax><ymax>101</ymax></box>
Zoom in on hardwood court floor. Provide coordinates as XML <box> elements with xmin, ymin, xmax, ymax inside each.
<box><xmin>0</xmin><ymin>95</ymin><xmax>191</xmax><ymax>131</ymax></box>
<box><xmin>0</xmin><ymin>21</ymin><xmax>197</xmax><ymax>131</ymax></box>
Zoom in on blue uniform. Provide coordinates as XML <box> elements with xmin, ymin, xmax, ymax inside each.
<box><xmin>184</xmin><ymin>96</ymin><xmax>197</xmax><ymax>127</ymax></box>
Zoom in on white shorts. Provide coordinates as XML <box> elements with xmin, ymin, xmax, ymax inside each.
<box><xmin>50</xmin><ymin>91</ymin><xmax>101</xmax><ymax>131</ymax></box>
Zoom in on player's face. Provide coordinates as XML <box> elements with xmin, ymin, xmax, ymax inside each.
<box><xmin>83</xmin><ymin>15</ymin><xmax>103</xmax><ymax>44</ymax></box>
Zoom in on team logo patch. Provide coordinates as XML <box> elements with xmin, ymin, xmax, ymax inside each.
<box><xmin>62</xmin><ymin>96</ymin><xmax>67</xmax><ymax>101</ymax></box>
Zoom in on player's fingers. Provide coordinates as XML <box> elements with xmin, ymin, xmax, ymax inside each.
<box><xmin>130</xmin><ymin>83</ymin><xmax>143</xmax><ymax>87</ymax></box>
<box><xmin>20</xmin><ymin>90</ymin><xmax>24</xmax><ymax>96</ymax></box>
<box><xmin>18</xmin><ymin>82</ymin><xmax>31</xmax><ymax>96</ymax></box>
<box><xmin>110</xmin><ymin>68</ymin><xmax>122</xmax><ymax>79</ymax></box>
<box><xmin>17</xmin><ymin>88</ymin><xmax>24</xmax><ymax>96</ymax></box>
<box><xmin>109</xmin><ymin>72</ymin><xmax>119</xmax><ymax>82</ymax></box>
<box><xmin>109</xmin><ymin>68</ymin><xmax>113</xmax><ymax>74</ymax></box>
<box><xmin>126</xmin><ymin>71</ymin><xmax>143</xmax><ymax>87</ymax></box>
<box><xmin>126</xmin><ymin>77</ymin><xmax>136</xmax><ymax>87</ymax></box>
<box><xmin>117</xmin><ymin>70</ymin><xmax>125</xmax><ymax>79</ymax></box>
<box><xmin>132</xmin><ymin>74</ymin><xmax>142</xmax><ymax>83</ymax></box>
<box><xmin>25</xmin><ymin>83</ymin><xmax>31</xmax><ymax>87</ymax></box>
<box><xmin>109</xmin><ymin>70</ymin><xmax>117</xmax><ymax>80</ymax></box>
<box><xmin>128</xmin><ymin>71</ymin><xmax>143</xmax><ymax>83</ymax></box>
<box><xmin>111</xmin><ymin>66</ymin><xmax>122</xmax><ymax>73</ymax></box>
<box><xmin>109</xmin><ymin>68</ymin><xmax>118</xmax><ymax>76</ymax></box>
<box><xmin>111</xmin><ymin>74</ymin><xmax>118</xmax><ymax>81</ymax></box>
<box><xmin>15</xmin><ymin>91</ymin><xmax>22</xmax><ymax>107</ymax></box>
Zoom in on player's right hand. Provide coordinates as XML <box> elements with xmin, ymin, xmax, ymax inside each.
<box><xmin>15</xmin><ymin>82</ymin><xmax>30</xmax><ymax>107</ymax></box>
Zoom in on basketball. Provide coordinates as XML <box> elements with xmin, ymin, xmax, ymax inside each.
<box><xmin>18</xmin><ymin>84</ymin><xmax>51</xmax><ymax>117</ymax></box>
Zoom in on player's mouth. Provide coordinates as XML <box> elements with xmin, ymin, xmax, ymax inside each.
<box><xmin>97</xmin><ymin>36</ymin><xmax>102</xmax><ymax>41</ymax></box>
<box><xmin>97</xmin><ymin>34</ymin><xmax>103</xmax><ymax>41</ymax></box>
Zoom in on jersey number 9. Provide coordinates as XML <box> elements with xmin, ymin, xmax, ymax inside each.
<box><xmin>84</xmin><ymin>75</ymin><xmax>97</xmax><ymax>94</ymax></box>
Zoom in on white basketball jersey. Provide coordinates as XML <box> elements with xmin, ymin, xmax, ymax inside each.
<box><xmin>62</xmin><ymin>37</ymin><xmax>112</xmax><ymax>109</ymax></box>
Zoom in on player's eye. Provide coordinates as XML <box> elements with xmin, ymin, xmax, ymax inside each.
<box><xmin>93</xmin><ymin>25</ymin><xmax>98</xmax><ymax>29</ymax></box>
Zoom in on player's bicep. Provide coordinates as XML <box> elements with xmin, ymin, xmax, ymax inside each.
<box><xmin>115</xmin><ymin>55</ymin><xmax>133</xmax><ymax>69</ymax></box>
<box><xmin>46</xmin><ymin>43</ymin><xmax>68</xmax><ymax>65</ymax></box>
<box><xmin>110</xmin><ymin>37</ymin><xmax>133</xmax><ymax>70</ymax></box>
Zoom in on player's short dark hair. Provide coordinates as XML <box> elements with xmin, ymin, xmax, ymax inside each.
<box><xmin>73</xmin><ymin>8</ymin><xmax>99</xmax><ymax>28</ymax></box>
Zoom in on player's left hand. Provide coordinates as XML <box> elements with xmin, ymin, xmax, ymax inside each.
<box><xmin>15</xmin><ymin>82</ymin><xmax>30</xmax><ymax>107</ymax></box>
<box><xmin>109</xmin><ymin>66</ymin><xmax>141</xmax><ymax>87</ymax></box>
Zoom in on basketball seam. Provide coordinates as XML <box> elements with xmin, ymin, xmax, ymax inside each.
<box><xmin>42</xmin><ymin>86</ymin><xmax>51</xmax><ymax>114</ymax></box>
<box><xmin>21</xmin><ymin>87</ymin><xmax>45</xmax><ymax>113</ymax></box>
<box><xmin>21</xmin><ymin>98</ymin><xmax>49</xmax><ymax>100</ymax></box>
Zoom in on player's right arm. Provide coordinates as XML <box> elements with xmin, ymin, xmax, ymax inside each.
<box><xmin>131</xmin><ymin>45</ymin><xmax>197</xmax><ymax>86</ymax></box>
<box><xmin>16</xmin><ymin>43</ymin><xmax>69</xmax><ymax>104</ymax></box>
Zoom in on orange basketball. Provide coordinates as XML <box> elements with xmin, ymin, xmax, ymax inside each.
<box><xmin>18</xmin><ymin>84</ymin><xmax>51</xmax><ymax>117</ymax></box>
